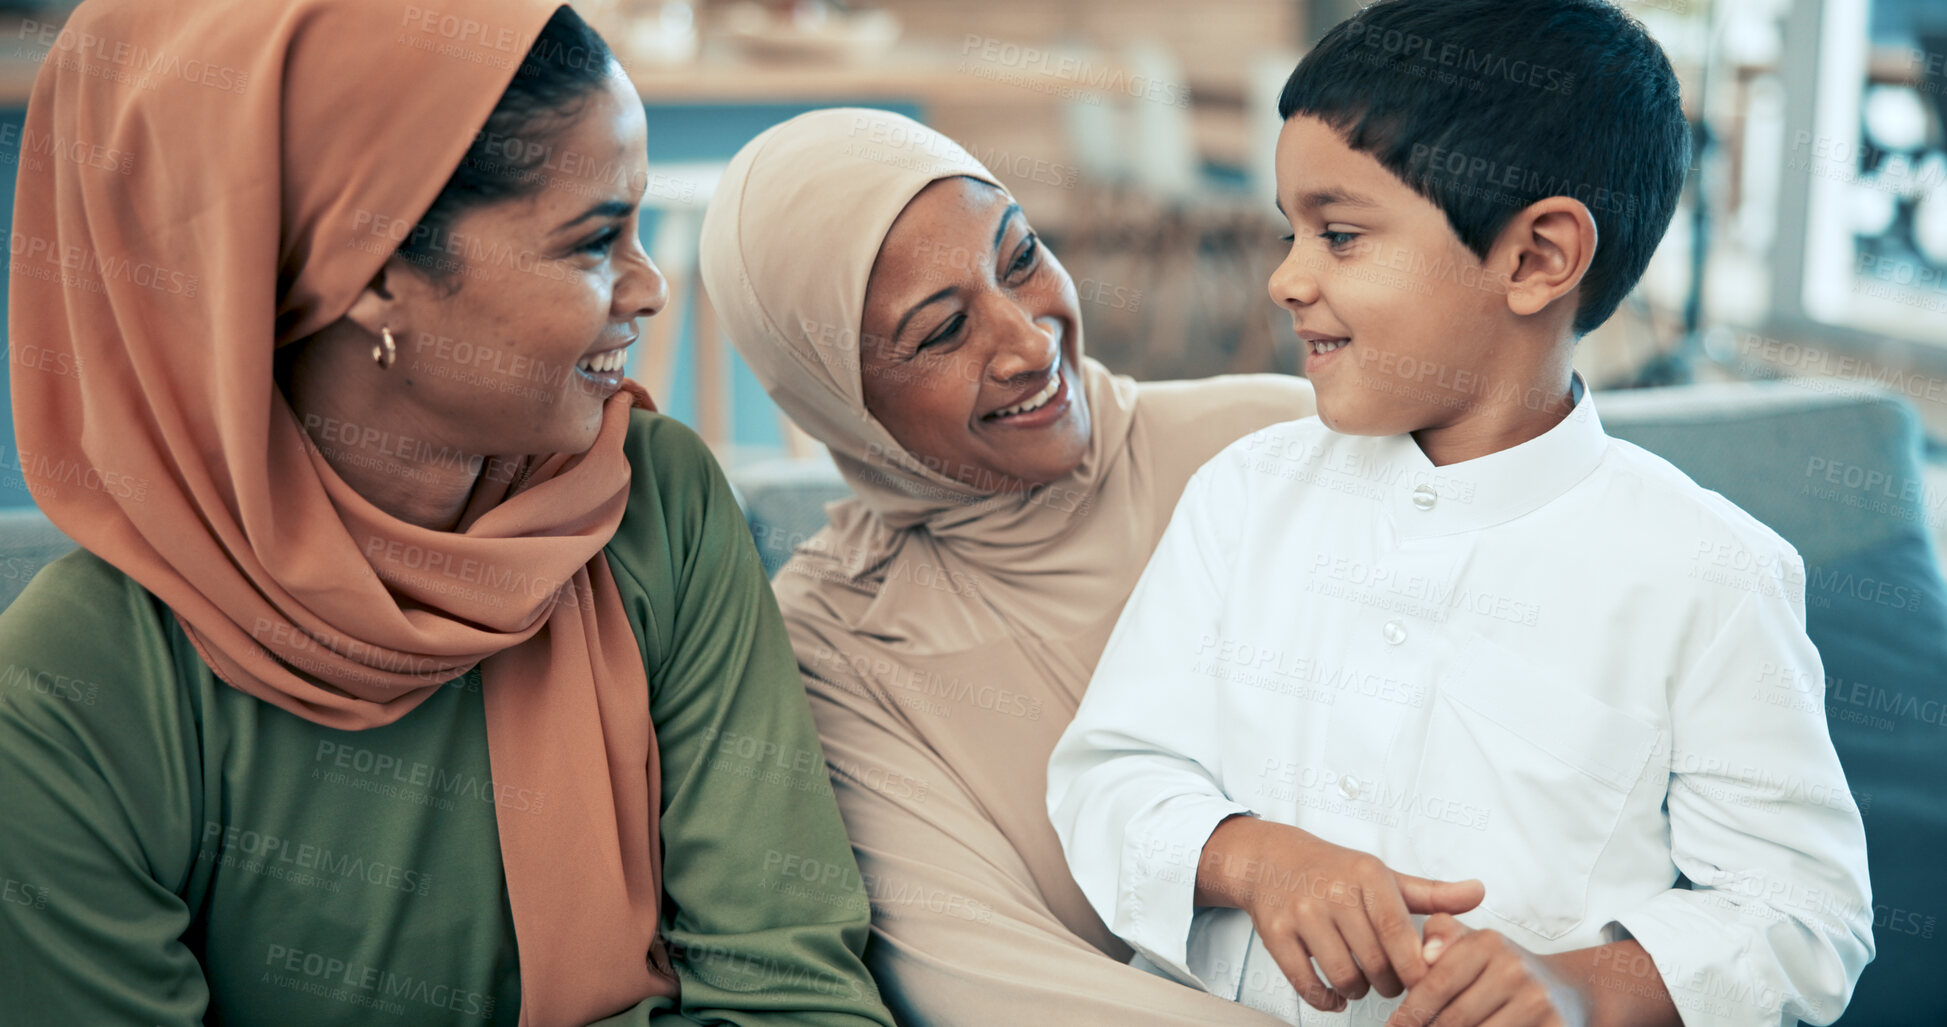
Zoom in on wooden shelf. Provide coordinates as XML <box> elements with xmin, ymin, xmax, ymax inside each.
<box><xmin>625</xmin><ymin>39</ymin><xmax>1084</xmax><ymax>106</ymax></box>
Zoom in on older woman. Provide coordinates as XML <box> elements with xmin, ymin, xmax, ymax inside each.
<box><xmin>0</xmin><ymin>3</ymin><xmax>889</xmax><ymax>1025</ymax></box>
<box><xmin>698</xmin><ymin>108</ymin><xmax>1317</xmax><ymax>1024</ymax></box>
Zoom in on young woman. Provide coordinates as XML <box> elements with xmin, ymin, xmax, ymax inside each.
<box><xmin>0</xmin><ymin>3</ymin><xmax>889</xmax><ymax>1024</ymax></box>
<box><xmin>698</xmin><ymin>108</ymin><xmax>1316</xmax><ymax>1023</ymax></box>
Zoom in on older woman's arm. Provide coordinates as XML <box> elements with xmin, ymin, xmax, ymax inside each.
<box><xmin>792</xmin><ymin>641</ymin><xmax>1287</xmax><ymax>1027</ymax></box>
<box><xmin>602</xmin><ymin>412</ymin><xmax>893</xmax><ymax>1027</ymax></box>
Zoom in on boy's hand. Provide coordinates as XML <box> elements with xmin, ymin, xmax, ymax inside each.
<box><xmin>1385</xmin><ymin>914</ymin><xmax>1587</xmax><ymax>1027</ymax></box>
<box><xmin>1195</xmin><ymin>817</ymin><xmax>1485</xmax><ymax>1012</ymax></box>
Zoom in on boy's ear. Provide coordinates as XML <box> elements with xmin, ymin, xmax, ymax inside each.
<box><xmin>1495</xmin><ymin>196</ymin><xmax>1598</xmax><ymax>320</ymax></box>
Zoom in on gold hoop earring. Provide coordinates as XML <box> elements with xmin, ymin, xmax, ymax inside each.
<box><xmin>373</xmin><ymin>326</ymin><xmax>397</xmax><ymax>370</ymax></box>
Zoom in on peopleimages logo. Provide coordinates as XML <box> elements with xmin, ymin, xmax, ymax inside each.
<box><xmin>0</xmin><ymin>445</ymin><xmax>151</xmax><ymax>503</ymax></box>
<box><xmin>1410</xmin><ymin>143</ymin><xmax>1636</xmax><ymax>221</ymax></box>
<box><xmin>958</xmin><ymin>35</ymin><xmax>1191</xmax><ymax>109</ymax></box>
<box><xmin>399</xmin><ymin>4</ymin><xmax>529</xmax><ymax>54</ymax></box>
<box><xmin>1342</xmin><ymin>22</ymin><xmax>1575</xmax><ymax>95</ymax></box>
<box><xmin>6</xmin><ymin>232</ymin><xmax>199</xmax><ymax>297</ymax></box>
<box><xmin>262</xmin><ymin>944</ymin><xmax>496</xmax><ymax>1019</ymax></box>
<box><xmin>312</xmin><ymin>740</ymin><xmax>545</xmax><ymax>815</ymax></box>
<box><xmin>0</xmin><ymin>662</ymin><xmax>101</xmax><ymax>706</ymax></box>
<box><xmin>16</xmin><ymin>19</ymin><xmax>252</xmax><ymax>93</ymax></box>
<box><xmin>0</xmin><ymin>123</ymin><xmax>135</xmax><ymax>176</ymax></box>
<box><xmin>200</xmin><ymin>821</ymin><xmax>433</xmax><ymax>896</ymax></box>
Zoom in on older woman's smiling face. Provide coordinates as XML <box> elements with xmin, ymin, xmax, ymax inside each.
<box><xmin>859</xmin><ymin>177</ymin><xmax>1091</xmax><ymax>493</ymax></box>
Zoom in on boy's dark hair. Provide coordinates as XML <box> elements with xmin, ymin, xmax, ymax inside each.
<box><xmin>1278</xmin><ymin>0</ymin><xmax>1689</xmax><ymax>335</ymax></box>
<box><xmin>397</xmin><ymin>5</ymin><xmax>616</xmax><ymax>284</ymax></box>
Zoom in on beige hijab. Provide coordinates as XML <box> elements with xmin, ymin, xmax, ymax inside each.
<box><xmin>9</xmin><ymin>2</ymin><xmax>673</xmax><ymax>1023</ymax></box>
<box><xmin>702</xmin><ymin>107</ymin><xmax>1144</xmax><ymax>644</ymax></box>
<box><xmin>699</xmin><ymin>108</ymin><xmax>1309</xmax><ymax>1022</ymax></box>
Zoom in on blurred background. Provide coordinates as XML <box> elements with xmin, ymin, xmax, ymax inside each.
<box><xmin>12</xmin><ymin>0</ymin><xmax>1939</xmax><ymax>551</ymax></box>
<box><xmin>0</xmin><ymin>0</ymin><xmax>1943</xmax><ymax>511</ymax></box>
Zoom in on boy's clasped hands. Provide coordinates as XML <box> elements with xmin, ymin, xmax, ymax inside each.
<box><xmin>1198</xmin><ymin>815</ymin><xmax>1587</xmax><ymax>1027</ymax></box>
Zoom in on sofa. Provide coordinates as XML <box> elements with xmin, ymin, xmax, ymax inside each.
<box><xmin>2</xmin><ymin>380</ymin><xmax>1939</xmax><ymax>1025</ymax></box>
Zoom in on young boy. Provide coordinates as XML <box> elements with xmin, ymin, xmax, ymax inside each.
<box><xmin>1048</xmin><ymin>2</ymin><xmax>1872</xmax><ymax>1025</ymax></box>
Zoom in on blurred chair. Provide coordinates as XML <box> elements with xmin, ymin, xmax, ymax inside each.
<box><xmin>731</xmin><ymin>379</ymin><xmax>1947</xmax><ymax>1027</ymax></box>
<box><xmin>1245</xmin><ymin>49</ymin><xmax>1302</xmax><ymax>212</ymax></box>
<box><xmin>640</xmin><ymin>159</ymin><xmax>821</xmax><ymax>458</ymax></box>
<box><xmin>1059</xmin><ymin>38</ymin><xmax>1201</xmax><ymax>201</ymax></box>
<box><xmin>1119</xmin><ymin>39</ymin><xmax>1201</xmax><ymax>203</ymax></box>
<box><xmin>633</xmin><ymin>160</ymin><xmax>730</xmax><ymax>447</ymax></box>
<box><xmin>1048</xmin><ymin>42</ymin><xmax>1303</xmax><ymax>383</ymax></box>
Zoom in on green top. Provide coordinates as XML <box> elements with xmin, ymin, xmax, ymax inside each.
<box><xmin>0</xmin><ymin>411</ymin><xmax>893</xmax><ymax>1027</ymax></box>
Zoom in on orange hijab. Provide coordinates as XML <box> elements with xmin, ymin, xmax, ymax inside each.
<box><xmin>8</xmin><ymin>1</ymin><xmax>675</xmax><ymax>1022</ymax></box>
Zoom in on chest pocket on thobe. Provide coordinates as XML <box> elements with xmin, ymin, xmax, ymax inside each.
<box><xmin>1409</xmin><ymin>632</ymin><xmax>1660</xmax><ymax>939</ymax></box>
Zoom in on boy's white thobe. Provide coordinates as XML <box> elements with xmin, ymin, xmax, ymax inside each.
<box><xmin>1049</xmin><ymin>383</ymin><xmax>1872</xmax><ymax>1027</ymax></box>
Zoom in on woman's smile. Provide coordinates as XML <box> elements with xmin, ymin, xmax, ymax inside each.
<box><xmin>573</xmin><ymin>336</ymin><xmax>638</xmax><ymax>396</ymax></box>
<box><xmin>979</xmin><ymin>349</ymin><xmax>1071</xmax><ymax>429</ymax></box>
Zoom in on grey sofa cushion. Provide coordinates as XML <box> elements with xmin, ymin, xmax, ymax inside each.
<box><xmin>1598</xmin><ymin>381</ymin><xmax>1922</xmax><ymax>568</ymax></box>
<box><xmin>729</xmin><ymin>454</ymin><xmax>853</xmax><ymax>578</ymax></box>
<box><xmin>1603</xmin><ymin>382</ymin><xmax>1946</xmax><ymax>1027</ymax></box>
<box><xmin>0</xmin><ymin>506</ymin><xmax>76</xmax><ymax>614</ymax></box>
